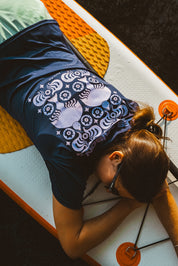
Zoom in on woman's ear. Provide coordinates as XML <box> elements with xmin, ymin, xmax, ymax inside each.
<box><xmin>109</xmin><ymin>151</ymin><xmax>124</xmax><ymax>164</ymax></box>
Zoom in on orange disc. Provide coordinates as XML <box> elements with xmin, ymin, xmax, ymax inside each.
<box><xmin>116</xmin><ymin>242</ymin><xmax>141</xmax><ymax>266</ymax></box>
<box><xmin>158</xmin><ymin>100</ymin><xmax>178</xmax><ymax>121</ymax></box>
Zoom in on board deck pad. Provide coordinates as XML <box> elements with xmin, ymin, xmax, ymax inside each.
<box><xmin>41</xmin><ymin>0</ymin><xmax>110</xmax><ymax>77</ymax></box>
<box><xmin>0</xmin><ymin>0</ymin><xmax>178</xmax><ymax>266</ymax></box>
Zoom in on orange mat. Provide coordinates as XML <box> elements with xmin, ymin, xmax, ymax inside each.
<box><xmin>0</xmin><ymin>0</ymin><xmax>110</xmax><ymax>154</ymax></box>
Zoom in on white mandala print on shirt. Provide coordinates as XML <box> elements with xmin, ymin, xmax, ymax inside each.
<box><xmin>31</xmin><ymin>70</ymin><xmax>131</xmax><ymax>154</ymax></box>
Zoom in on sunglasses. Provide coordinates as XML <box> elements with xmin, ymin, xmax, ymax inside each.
<box><xmin>105</xmin><ymin>163</ymin><xmax>123</xmax><ymax>196</ymax></box>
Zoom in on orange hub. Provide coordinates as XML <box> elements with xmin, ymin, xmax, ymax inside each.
<box><xmin>116</xmin><ymin>242</ymin><xmax>141</xmax><ymax>266</ymax></box>
<box><xmin>158</xmin><ymin>100</ymin><xmax>178</xmax><ymax>121</ymax></box>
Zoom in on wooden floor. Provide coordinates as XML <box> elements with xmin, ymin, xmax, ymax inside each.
<box><xmin>1</xmin><ymin>0</ymin><xmax>177</xmax><ymax>265</ymax></box>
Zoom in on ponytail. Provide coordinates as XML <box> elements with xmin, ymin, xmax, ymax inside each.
<box><xmin>130</xmin><ymin>105</ymin><xmax>163</xmax><ymax>139</ymax></box>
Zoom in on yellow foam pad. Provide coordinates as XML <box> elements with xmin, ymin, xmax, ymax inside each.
<box><xmin>0</xmin><ymin>106</ymin><xmax>32</xmax><ymax>153</ymax></box>
<box><xmin>41</xmin><ymin>0</ymin><xmax>110</xmax><ymax>77</ymax></box>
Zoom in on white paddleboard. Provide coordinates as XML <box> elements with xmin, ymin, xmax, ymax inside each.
<box><xmin>0</xmin><ymin>0</ymin><xmax>178</xmax><ymax>265</ymax></box>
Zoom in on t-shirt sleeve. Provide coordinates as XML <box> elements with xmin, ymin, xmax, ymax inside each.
<box><xmin>45</xmin><ymin>158</ymin><xmax>87</xmax><ymax>210</ymax></box>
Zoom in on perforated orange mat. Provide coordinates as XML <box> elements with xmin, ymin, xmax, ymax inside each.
<box><xmin>41</xmin><ymin>0</ymin><xmax>110</xmax><ymax>77</ymax></box>
<box><xmin>0</xmin><ymin>0</ymin><xmax>110</xmax><ymax>154</ymax></box>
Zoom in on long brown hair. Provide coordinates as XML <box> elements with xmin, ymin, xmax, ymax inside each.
<box><xmin>105</xmin><ymin>105</ymin><xmax>169</xmax><ymax>202</ymax></box>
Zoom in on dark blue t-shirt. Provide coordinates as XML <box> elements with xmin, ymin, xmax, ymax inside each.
<box><xmin>0</xmin><ymin>20</ymin><xmax>138</xmax><ymax>209</ymax></box>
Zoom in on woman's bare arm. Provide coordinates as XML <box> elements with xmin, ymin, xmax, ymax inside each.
<box><xmin>53</xmin><ymin>195</ymin><xmax>140</xmax><ymax>259</ymax></box>
<box><xmin>152</xmin><ymin>182</ymin><xmax>178</xmax><ymax>257</ymax></box>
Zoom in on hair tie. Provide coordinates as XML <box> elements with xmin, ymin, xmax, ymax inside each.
<box><xmin>146</xmin><ymin>122</ymin><xmax>162</xmax><ymax>138</ymax></box>
<box><xmin>147</xmin><ymin>123</ymin><xmax>155</xmax><ymax>134</ymax></box>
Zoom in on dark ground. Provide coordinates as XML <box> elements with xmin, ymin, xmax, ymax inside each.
<box><xmin>0</xmin><ymin>0</ymin><xmax>178</xmax><ymax>265</ymax></box>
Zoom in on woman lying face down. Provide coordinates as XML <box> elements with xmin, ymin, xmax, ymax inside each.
<box><xmin>0</xmin><ymin>0</ymin><xmax>177</xmax><ymax>259</ymax></box>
